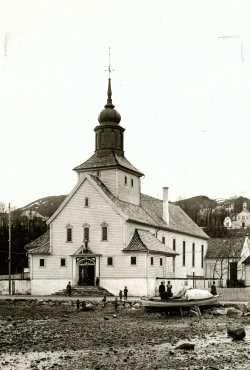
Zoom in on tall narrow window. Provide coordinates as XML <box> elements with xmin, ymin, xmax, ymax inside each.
<box><xmin>201</xmin><ymin>245</ymin><xmax>204</xmax><ymax>268</ymax></box>
<box><xmin>183</xmin><ymin>241</ymin><xmax>186</xmax><ymax>266</ymax></box>
<box><xmin>125</xmin><ymin>176</ymin><xmax>127</xmax><ymax>185</ymax></box>
<box><xmin>160</xmin><ymin>258</ymin><xmax>163</xmax><ymax>266</ymax></box>
<box><xmin>173</xmin><ymin>238</ymin><xmax>176</xmax><ymax>251</ymax></box>
<box><xmin>66</xmin><ymin>228</ymin><xmax>72</xmax><ymax>242</ymax></box>
<box><xmin>131</xmin><ymin>178</ymin><xmax>134</xmax><ymax>187</ymax></box>
<box><xmin>192</xmin><ymin>243</ymin><xmax>195</xmax><ymax>267</ymax></box>
<box><xmin>102</xmin><ymin>226</ymin><xmax>108</xmax><ymax>241</ymax></box>
<box><xmin>101</xmin><ymin>222</ymin><xmax>108</xmax><ymax>241</ymax></box>
<box><xmin>84</xmin><ymin>227</ymin><xmax>89</xmax><ymax>242</ymax></box>
<box><xmin>151</xmin><ymin>257</ymin><xmax>154</xmax><ymax>265</ymax></box>
<box><xmin>84</xmin><ymin>197</ymin><xmax>89</xmax><ymax>207</ymax></box>
<box><xmin>162</xmin><ymin>236</ymin><xmax>165</xmax><ymax>244</ymax></box>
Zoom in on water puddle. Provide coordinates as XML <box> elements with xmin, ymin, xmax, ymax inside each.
<box><xmin>0</xmin><ymin>349</ymin><xmax>91</xmax><ymax>370</ymax></box>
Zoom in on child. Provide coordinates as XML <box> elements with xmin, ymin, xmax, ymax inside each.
<box><xmin>119</xmin><ymin>290</ymin><xmax>123</xmax><ymax>302</ymax></box>
<box><xmin>124</xmin><ymin>286</ymin><xmax>128</xmax><ymax>301</ymax></box>
<box><xmin>102</xmin><ymin>295</ymin><xmax>107</xmax><ymax>308</ymax></box>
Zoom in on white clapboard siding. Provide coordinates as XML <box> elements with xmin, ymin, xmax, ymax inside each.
<box><xmin>245</xmin><ymin>265</ymin><xmax>250</xmax><ymax>286</ymax></box>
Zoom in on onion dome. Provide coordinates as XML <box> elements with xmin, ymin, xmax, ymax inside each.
<box><xmin>98</xmin><ymin>78</ymin><xmax>121</xmax><ymax>125</ymax></box>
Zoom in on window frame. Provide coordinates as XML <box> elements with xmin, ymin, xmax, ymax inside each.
<box><xmin>201</xmin><ymin>244</ymin><xmax>204</xmax><ymax>268</ymax></box>
<box><xmin>84</xmin><ymin>197</ymin><xmax>89</xmax><ymax>207</ymax></box>
<box><xmin>66</xmin><ymin>227</ymin><xmax>72</xmax><ymax>242</ymax></box>
<box><xmin>131</xmin><ymin>256</ymin><xmax>137</xmax><ymax>265</ymax></box>
<box><xmin>162</xmin><ymin>236</ymin><xmax>165</xmax><ymax>245</ymax></box>
<box><xmin>160</xmin><ymin>257</ymin><xmax>163</xmax><ymax>266</ymax></box>
<box><xmin>124</xmin><ymin>176</ymin><xmax>127</xmax><ymax>185</ymax></box>
<box><xmin>131</xmin><ymin>178</ymin><xmax>134</xmax><ymax>187</ymax></box>
<box><xmin>39</xmin><ymin>258</ymin><xmax>45</xmax><ymax>268</ymax></box>
<box><xmin>173</xmin><ymin>238</ymin><xmax>176</xmax><ymax>251</ymax></box>
<box><xmin>102</xmin><ymin>226</ymin><xmax>108</xmax><ymax>241</ymax></box>
<box><xmin>182</xmin><ymin>241</ymin><xmax>186</xmax><ymax>266</ymax></box>
<box><xmin>151</xmin><ymin>256</ymin><xmax>154</xmax><ymax>266</ymax></box>
<box><xmin>107</xmin><ymin>257</ymin><xmax>113</xmax><ymax>266</ymax></box>
<box><xmin>60</xmin><ymin>258</ymin><xmax>66</xmax><ymax>267</ymax></box>
<box><xmin>192</xmin><ymin>243</ymin><xmax>195</xmax><ymax>267</ymax></box>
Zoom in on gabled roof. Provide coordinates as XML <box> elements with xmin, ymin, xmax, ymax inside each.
<box><xmin>47</xmin><ymin>173</ymin><xmax>208</xmax><ymax>240</ymax></box>
<box><xmin>73</xmin><ymin>152</ymin><xmax>144</xmax><ymax>177</ymax></box>
<box><xmin>25</xmin><ymin>231</ymin><xmax>51</xmax><ymax>255</ymax></box>
<box><xmin>205</xmin><ymin>237</ymin><xmax>245</xmax><ymax>259</ymax></box>
<box><xmin>71</xmin><ymin>244</ymin><xmax>101</xmax><ymax>257</ymax></box>
<box><xmin>123</xmin><ymin>229</ymin><xmax>178</xmax><ymax>256</ymax></box>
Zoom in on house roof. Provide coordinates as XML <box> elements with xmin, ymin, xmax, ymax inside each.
<box><xmin>73</xmin><ymin>153</ymin><xmax>144</xmax><ymax>177</ymax></box>
<box><xmin>205</xmin><ymin>237</ymin><xmax>245</xmax><ymax>259</ymax></box>
<box><xmin>25</xmin><ymin>231</ymin><xmax>51</xmax><ymax>255</ymax></box>
<box><xmin>123</xmin><ymin>229</ymin><xmax>178</xmax><ymax>256</ymax></box>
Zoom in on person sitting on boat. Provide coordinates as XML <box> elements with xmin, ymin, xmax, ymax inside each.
<box><xmin>159</xmin><ymin>281</ymin><xmax>165</xmax><ymax>296</ymax></box>
<box><xmin>210</xmin><ymin>281</ymin><xmax>217</xmax><ymax>296</ymax></box>
<box><xmin>160</xmin><ymin>290</ymin><xmax>172</xmax><ymax>300</ymax></box>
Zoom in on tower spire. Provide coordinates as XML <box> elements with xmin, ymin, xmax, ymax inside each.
<box><xmin>105</xmin><ymin>47</ymin><xmax>114</xmax><ymax>108</ymax></box>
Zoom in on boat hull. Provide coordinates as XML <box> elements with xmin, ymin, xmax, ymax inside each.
<box><xmin>141</xmin><ymin>295</ymin><xmax>220</xmax><ymax>309</ymax></box>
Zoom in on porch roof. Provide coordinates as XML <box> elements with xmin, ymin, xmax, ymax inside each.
<box><xmin>123</xmin><ymin>229</ymin><xmax>179</xmax><ymax>256</ymax></box>
<box><xmin>70</xmin><ymin>244</ymin><xmax>101</xmax><ymax>257</ymax></box>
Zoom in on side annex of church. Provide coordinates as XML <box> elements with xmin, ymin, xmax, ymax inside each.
<box><xmin>25</xmin><ymin>75</ymin><xmax>209</xmax><ymax>296</ymax></box>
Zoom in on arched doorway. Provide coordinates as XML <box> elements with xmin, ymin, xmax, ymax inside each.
<box><xmin>77</xmin><ymin>257</ymin><xmax>95</xmax><ymax>286</ymax></box>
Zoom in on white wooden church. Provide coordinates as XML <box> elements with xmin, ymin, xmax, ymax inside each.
<box><xmin>25</xmin><ymin>76</ymin><xmax>209</xmax><ymax>296</ymax></box>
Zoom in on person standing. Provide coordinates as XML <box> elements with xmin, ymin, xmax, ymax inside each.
<box><xmin>166</xmin><ymin>281</ymin><xmax>172</xmax><ymax>298</ymax></box>
<box><xmin>102</xmin><ymin>295</ymin><xmax>107</xmax><ymax>307</ymax></box>
<box><xmin>114</xmin><ymin>298</ymin><xmax>118</xmax><ymax>310</ymax></box>
<box><xmin>76</xmin><ymin>299</ymin><xmax>80</xmax><ymax>311</ymax></box>
<box><xmin>159</xmin><ymin>281</ymin><xmax>165</xmax><ymax>296</ymax></box>
<box><xmin>210</xmin><ymin>281</ymin><xmax>217</xmax><ymax>296</ymax></box>
<box><xmin>96</xmin><ymin>277</ymin><xmax>99</xmax><ymax>286</ymax></box>
<box><xmin>124</xmin><ymin>286</ymin><xmax>128</xmax><ymax>300</ymax></box>
<box><xmin>66</xmin><ymin>281</ymin><xmax>72</xmax><ymax>297</ymax></box>
<box><xmin>119</xmin><ymin>290</ymin><xmax>123</xmax><ymax>302</ymax></box>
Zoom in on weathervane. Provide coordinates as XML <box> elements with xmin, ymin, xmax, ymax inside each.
<box><xmin>105</xmin><ymin>47</ymin><xmax>114</xmax><ymax>78</ymax></box>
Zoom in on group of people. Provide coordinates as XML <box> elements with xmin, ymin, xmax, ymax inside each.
<box><xmin>119</xmin><ymin>286</ymin><xmax>128</xmax><ymax>301</ymax></box>
<box><xmin>159</xmin><ymin>281</ymin><xmax>173</xmax><ymax>300</ymax></box>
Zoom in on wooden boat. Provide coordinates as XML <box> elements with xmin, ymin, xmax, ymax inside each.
<box><xmin>141</xmin><ymin>295</ymin><xmax>220</xmax><ymax>309</ymax></box>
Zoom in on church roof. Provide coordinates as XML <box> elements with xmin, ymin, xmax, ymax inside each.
<box><xmin>25</xmin><ymin>231</ymin><xmax>51</xmax><ymax>255</ymax></box>
<box><xmin>123</xmin><ymin>229</ymin><xmax>178</xmax><ymax>256</ymax></box>
<box><xmin>73</xmin><ymin>152</ymin><xmax>144</xmax><ymax>177</ymax></box>
<box><xmin>89</xmin><ymin>175</ymin><xmax>208</xmax><ymax>239</ymax></box>
<box><xmin>205</xmin><ymin>237</ymin><xmax>244</xmax><ymax>259</ymax></box>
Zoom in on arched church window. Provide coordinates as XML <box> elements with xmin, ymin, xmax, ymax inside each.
<box><xmin>83</xmin><ymin>223</ymin><xmax>90</xmax><ymax>242</ymax></box>
<box><xmin>101</xmin><ymin>222</ymin><xmax>109</xmax><ymax>241</ymax></box>
<box><xmin>65</xmin><ymin>224</ymin><xmax>73</xmax><ymax>242</ymax></box>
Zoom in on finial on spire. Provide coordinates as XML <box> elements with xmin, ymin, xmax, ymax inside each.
<box><xmin>105</xmin><ymin>47</ymin><xmax>114</xmax><ymax>79</ymax></box>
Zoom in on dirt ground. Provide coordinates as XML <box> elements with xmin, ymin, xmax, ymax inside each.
<box><xmin>0</xmin><ymin>301</ymin><xmax>250</xmax><ymax>370</ymax></box>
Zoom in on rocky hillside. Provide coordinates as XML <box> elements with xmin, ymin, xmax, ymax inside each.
<box><xmin>19</xmin><ymin>195</ymin><xmax>67</xmax><ymax>218</ymax></box>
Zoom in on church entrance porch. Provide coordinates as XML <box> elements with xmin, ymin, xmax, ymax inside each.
<box><xmin>78</xmin><ymin>264</ymin><xmax>95</xmax><ymax>286</ymax></box>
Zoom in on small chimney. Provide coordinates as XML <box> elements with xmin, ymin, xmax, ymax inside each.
<box><xmin>163</xmin><ymin>187</ymin><xmax>169</xmax><ymax>224</ymax></box>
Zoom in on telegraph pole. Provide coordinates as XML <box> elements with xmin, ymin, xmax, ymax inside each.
<box><xmin>8</xmin><ymin>203</ymin><xmax>11</xmax><ymax>295</ymax></box>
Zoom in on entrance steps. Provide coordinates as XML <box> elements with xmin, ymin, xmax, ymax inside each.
<box><xmin>53</xmin><ymin>285</ymin><xmax>113</xmax><ymax>297</ymax></box>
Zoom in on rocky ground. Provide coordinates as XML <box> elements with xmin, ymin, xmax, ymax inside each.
<box><xmin>0</xmin><ymin>299</ymin><xmax>250</xmax><ymax>370</ymax></box>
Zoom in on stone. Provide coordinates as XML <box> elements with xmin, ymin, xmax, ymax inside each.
<box><xmin>226</xmin><ymin>308</ymin><xmax>243</xmax><ymax>318</ymax></box>
<box><xmin>213</xmin><ymin>308</ymin><xmax>228</xmax><ymax>315</ymax></box>
<box><xmin>234</xmin><ymin>304</ymin><xmax>247</xmax><ymax>314</ymax></box>
<box><xmin>104</xmin><ymin>317</ymin><xmax>109</xmax><ymax>320</ymax></box>
<box><xmin>175</xmin><ymin>343</ymin><xmax>195</xmax><ymax>350</ymax></box>
<box><xmin>227</xmin><ymin>326</ymin><xmax>246</xmax><ymax>340</ymax></box>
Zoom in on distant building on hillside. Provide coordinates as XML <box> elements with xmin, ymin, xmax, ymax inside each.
<box><xmin>224</xmin><ymin>202</ymin><xmax>250</xmax><ymax>229</ymax></box>
<box><xmin>20</xmin><ymin>209</ymin><xmax>48</xmax><ymax>229</ymax></box>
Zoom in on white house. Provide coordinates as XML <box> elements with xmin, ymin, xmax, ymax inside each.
<box><xmin>25</xmin><ymin>76</ymin><xmax>209</xmax><ymax>296</ymax></box>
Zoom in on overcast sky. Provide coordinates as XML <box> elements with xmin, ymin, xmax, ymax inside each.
<box><xmin>1</xmin><ymin>0</ymin><xmax>250</xmax><ymax>209</ymax></box>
